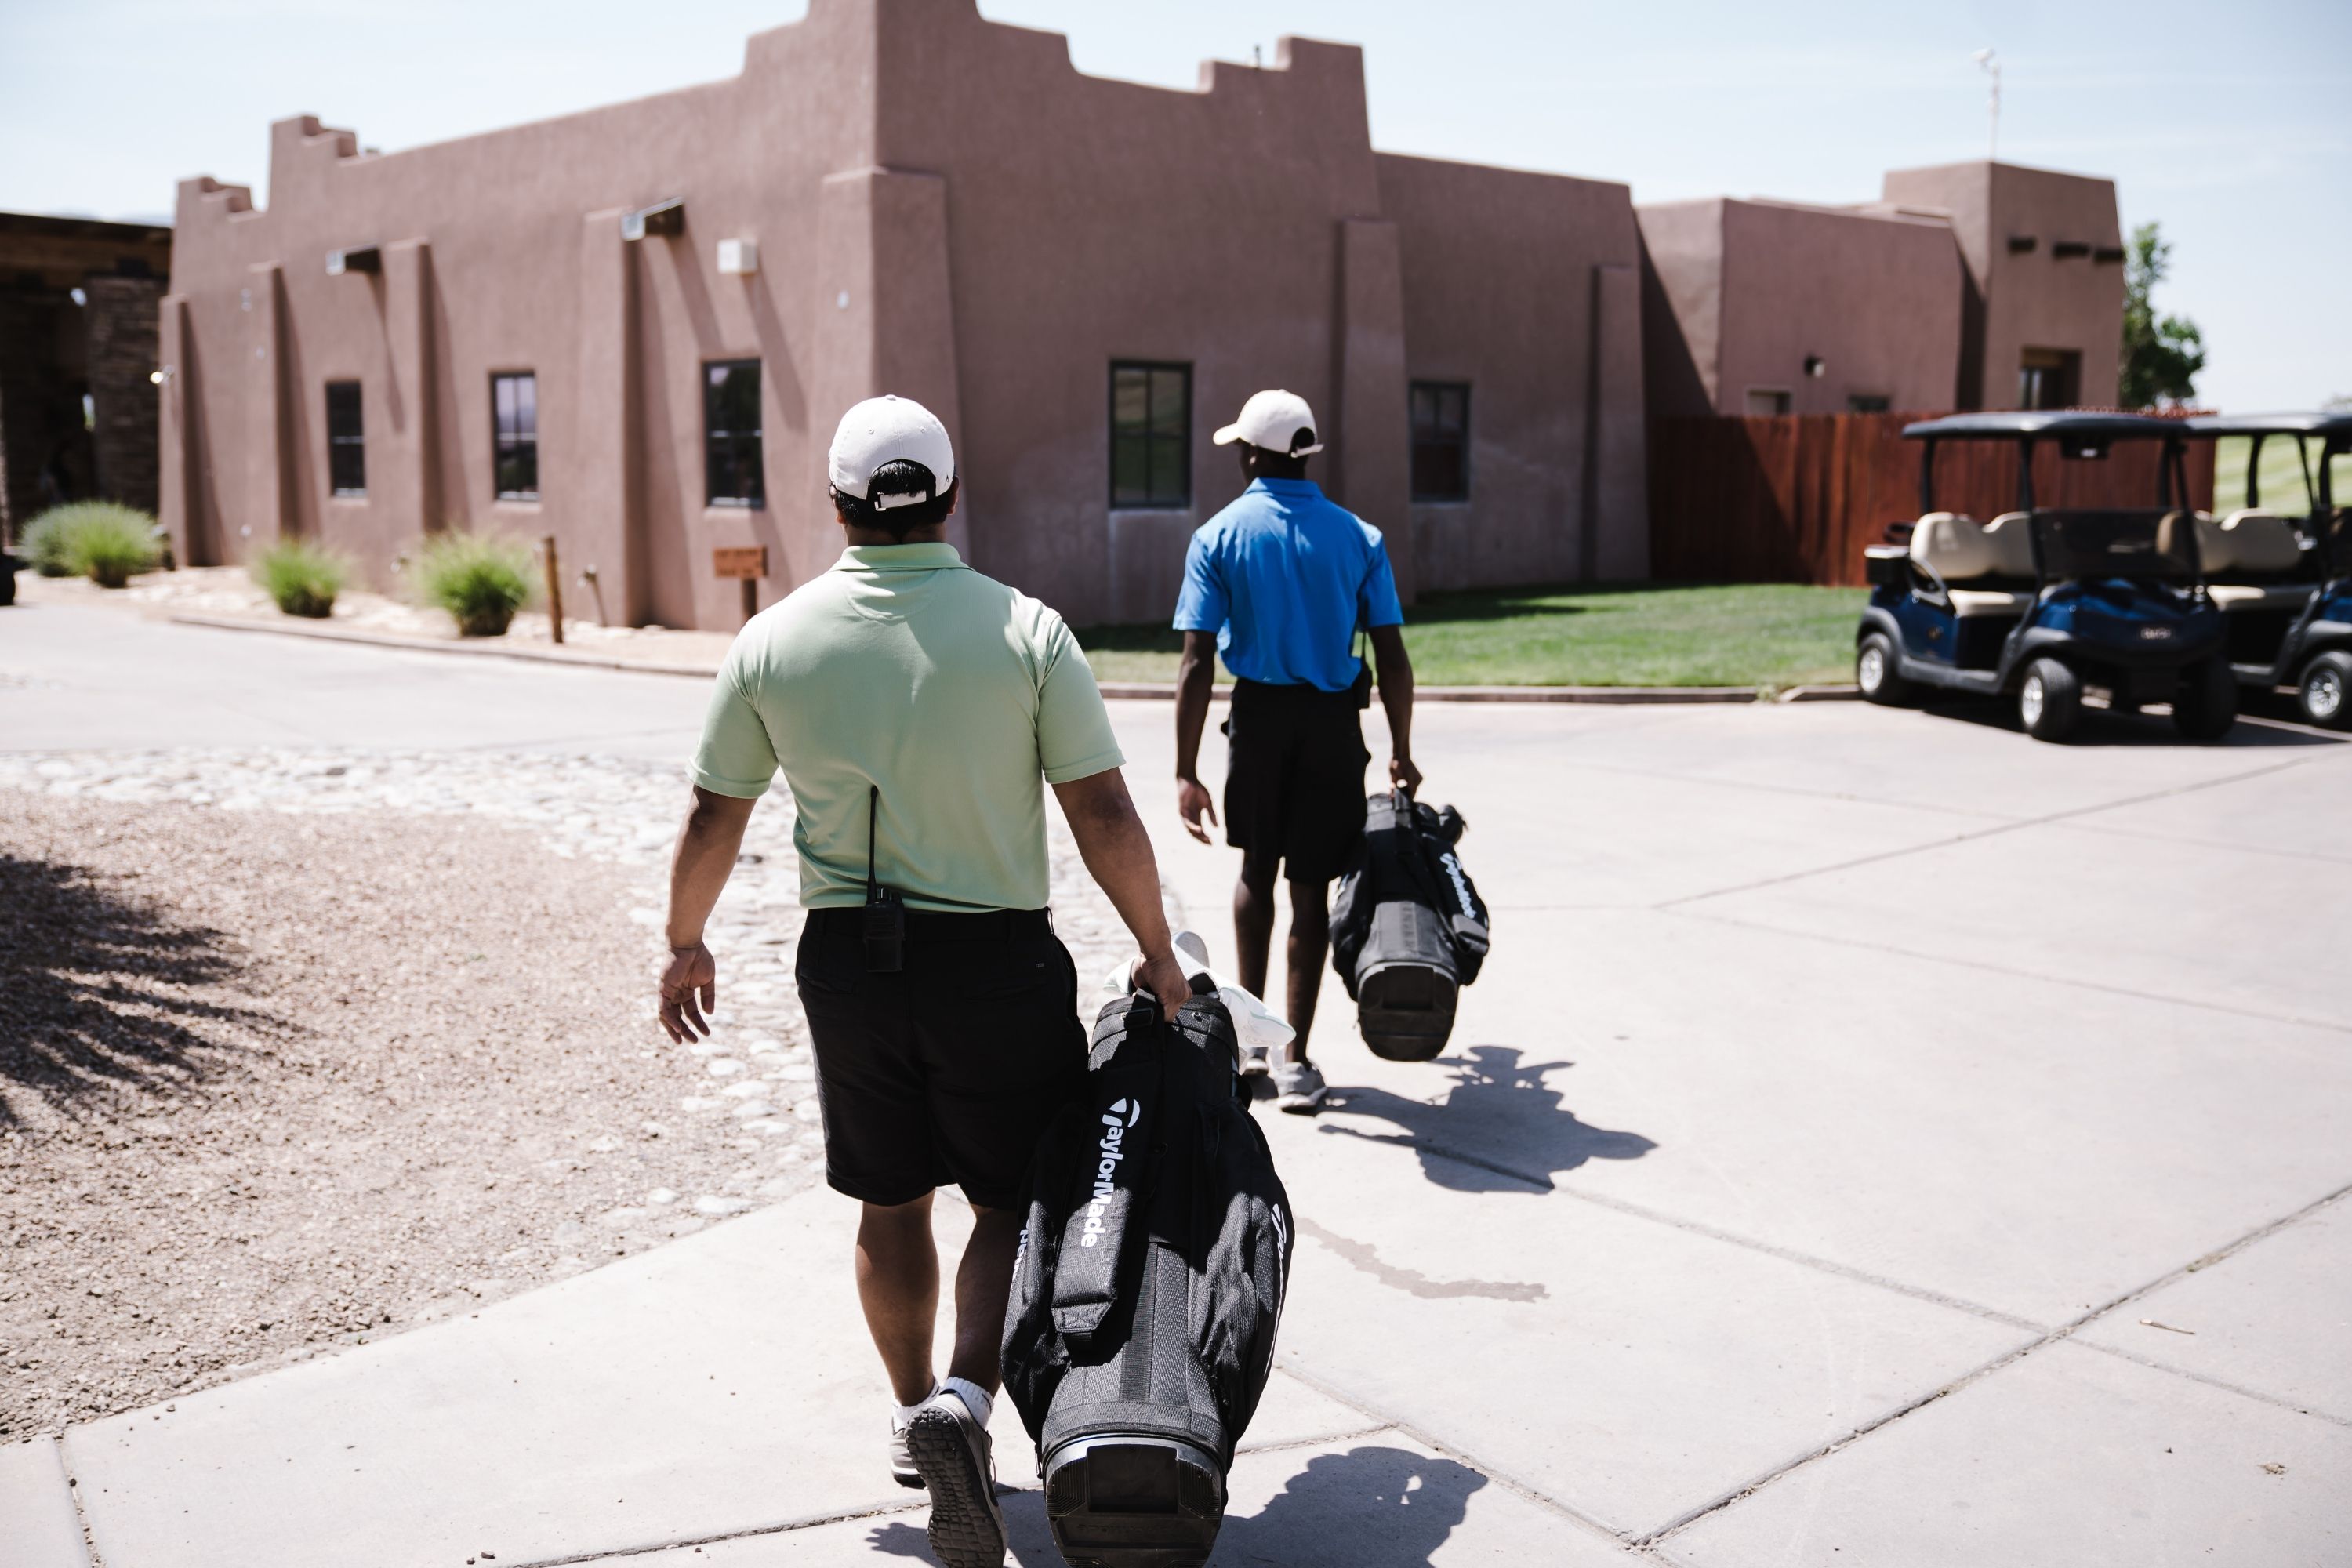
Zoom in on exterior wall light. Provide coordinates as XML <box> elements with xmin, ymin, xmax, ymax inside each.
<box><xmin>1804</xmin><ymin>355</ymin><xmax>1826</xmax><ymax>379</ymax></box>
<box><xmin>326</xmin><ymin>245</ymin><xmax>381</xmax><ymax>276</ymax></box>
<box><xmin>622</xmin><ymin>198</ymin><xmax>685</xmax><ymax>241</ymax></box>
<box><xmin>717</xmin><ymin>238</ymin><xmax>759</xmax><ymax>275</ymax></box>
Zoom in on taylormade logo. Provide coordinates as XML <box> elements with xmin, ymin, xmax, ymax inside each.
<box><xmin>1078</xmin><ymin>1098</ymin><xmax>1142</xmax><ymax>1248</ymax></box>
<box><xmin>1439</xmin><ymin>850</ymin><xmax>1475</xmax><ymax>914</ymax></box>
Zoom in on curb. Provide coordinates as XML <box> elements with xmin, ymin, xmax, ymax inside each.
<box><xmin>165</xmin><ymin>613</ymin><xmax>724</xmax><ymax>679</ymax></box>
<box><xmin>165</xmin><ymin>612</ymin><xmax>1860</xmax><ymax>706</ymax></box>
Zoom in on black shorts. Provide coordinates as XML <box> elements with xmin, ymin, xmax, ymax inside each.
<box><xmin>1222</xmin><ymin>677</ymin><xmax>1371</xmax><ymax>885</ymax></box>
<box><xmin>793</xmin><ymin>905</ymin><xmax>1084</xmax><ymax>1210</ymax></box>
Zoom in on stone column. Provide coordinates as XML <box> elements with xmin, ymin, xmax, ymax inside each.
<box><xmin>577</xmin><ymin>209</ymin><xmax>643</xmax><ymax>625</ymax></box>
<box><xmin>82</xmin><ymin>274</ymin><xmax>163</xmax><ymax>516</ymax></box>
<box><xmin>810</xmin><ymin>166</ymin><xmax>964</xmax><ymax>572</ymax></box>
<box><xmin>1581</xmin><ymin>263</ymin><xmax>1649</xmax><ymax>582</ymax></box>
<box><xmin>157</xmin><ymin>295</ymin><xmax>196</xmax><ymax>562</ymax></box>
<box><xmin>381</xmin><ymin>240</ymin><xmax>439</xmax><ymax>548</ymax></box>
<box><xmin>244</xmin><ymin>261</ymin><xmax>291</xmax><ymax>556</ymax></box>
<box><xmin>1332</xmin><ymin>217</ymin><xmax>1414</xmax><ymax>605</ymax></box>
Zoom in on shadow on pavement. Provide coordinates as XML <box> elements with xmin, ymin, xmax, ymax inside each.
<box><xmin>1922</xmin><ymin>695</ymin><xmax>2347</xmax><ymax>747</ymax></box>
<box><xmin>865</xmin><ymin>1443</ymin><xmax>1488</xmax><ymax>1566</ymax></box>
<box><xmin>1319</xmin><ymin>1044</ymin><xmax>1657</xmax><ymax>1192</ymax></box>
<box><xmin>0</xmin><ymin>850</ymin><xmax>274</xmax><ymax>1125</ymax></box>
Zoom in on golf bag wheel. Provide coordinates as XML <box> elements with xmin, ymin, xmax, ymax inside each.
<box><xmin>2171</xmin><ymin>657</ymin><xmax>2238</xmax><ymax>742</ymax></box>
<box><xmin>1856</xmin><ymin>633</ymin><xmax>1911</xmax><ymax>706</ymax></box>
<box><xmin>2018</xmin><ymin>657</ymin><xmax>2082</xmax><ymax>742</ymax></box>
<box><xmin>2299</xmin><ymin>650</ymin><xmax>2352</xmax><ymax>730</ymax></box>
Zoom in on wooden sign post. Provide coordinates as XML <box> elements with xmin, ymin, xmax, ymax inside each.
<box><xmin>713</xmin><ymin>546</ymin><xmax>767</xmax><ymax>624</ymax></box>
<box><xmin>540</xmin><ymin>535</ymin><xmax>564</xmax><ymax>644</ymax></box>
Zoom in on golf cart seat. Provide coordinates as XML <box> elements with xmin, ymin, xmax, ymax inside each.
<box><xmin>2195</xmin><ymin>510</ymin><xmax>2308</xmax><ymax>610</ymax></box>
<box><xmin>1914</xmin><ymin>511</ymin><xmax>2036</xmax><ymax>616</ymax></box>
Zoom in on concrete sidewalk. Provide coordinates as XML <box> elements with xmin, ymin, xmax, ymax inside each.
<box><xmin>7</xmin><ymin>606</ymin><xmax>2352</xmax><ymax>1565</ymax></box>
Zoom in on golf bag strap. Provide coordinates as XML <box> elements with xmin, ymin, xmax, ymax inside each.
<box><xmin>1050</xmin><ymin>996</ymin><xmax>1162</xmax><ymax>1347</ymax></box>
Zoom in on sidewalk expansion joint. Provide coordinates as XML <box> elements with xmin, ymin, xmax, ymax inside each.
<box><xmin>1270</xmin><ymin>1356</ymin><xmax>1643</xmax><ymax>1554</ymax></box>
<box><xmin>1654</xmin><ymin>751</ymin><xmax>2328</xmax><ymax>911</ymax></box>
<box><xmin>1636</xmin><ymin>1176</ymin><xmax>2352</xmax><ymax>1548</ymax></box>
<box><xmin>1327</xmin><ymin>1127</ymin><xmax>2045</xmax><ymax>1333</ymax></box>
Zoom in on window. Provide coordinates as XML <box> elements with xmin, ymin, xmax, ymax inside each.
<box><xmin>1744</xmin><ymin>388</ymin><xmax>1793</xmax><ymax>417</ymax></box>
<box><xmin>1847</xmin><ymin>393</ymin><xmax>1893</xmax><ymax>414</ymax></box>
<box><xmin>1409</xmin><ymin>381</ymin><xmax>1471</xmax><ymax>501</ymax></box>
<box><xmin>2018</xmin><ymin>348</ymin><xmax>2081</xmax><ymax>411</ymax></box>
<box><xmin>704</xmin><ymin>359</ymin><xmax>764</xmax><ymax>507</ymax></box>
<box><xmin>326</xmin><ymin>380</ymin><xmax>365</xmax><ymax>497</ymax></box>
<box><xmin>492</xmin><ymin>372</ymin><xmax>539</xmax><ymax>500</ymax></box>
<box><xmin>1110</xmin><ymin>361</ymin><xmax>1190</xmax><ymax>508</ymax></box>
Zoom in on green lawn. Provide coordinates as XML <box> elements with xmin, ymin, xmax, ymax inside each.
<box><xmin>2210</xmin><ymin>434</ymin><xmax>2350</xmax><ymax>516</ymax></box>
<box><xmin>1076</xmin><ymin>582</ymin><xmax>1867</xmax><ymax>689</ymax></box>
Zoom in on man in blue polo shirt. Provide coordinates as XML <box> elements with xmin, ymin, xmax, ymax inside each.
<box><xmin>1174</xmin><ymin>388</ymin><xmax>1418</xmax><ymax>1113</ymax></box>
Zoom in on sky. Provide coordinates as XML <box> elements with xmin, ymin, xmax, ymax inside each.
<box><xmin>3</xmin><ymin>0</ymin><xmax>2347</xmax><ymax>411</ymax></box>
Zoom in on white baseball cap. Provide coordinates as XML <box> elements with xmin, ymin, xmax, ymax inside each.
<box><xmin>1212</xmin><ymin>389</ymin><xmax>1323</xmax><ymax>456</ymax></box>
<box><xmin>828</xmin><ymin>394</ymin><xmax>956</xmax><ymax>510</ymax></box>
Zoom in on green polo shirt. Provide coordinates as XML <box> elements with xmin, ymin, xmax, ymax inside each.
<box><xmin>690</xmin><ymin>543</ymin><xmax>1124</xmax><ymax>913</ymax></box>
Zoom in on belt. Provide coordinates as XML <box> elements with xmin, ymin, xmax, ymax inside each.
<box><xmin>1231</xmin><ymin>677</ymin><xmax>1356</xmax><ymax>704</ymax></box>
<box><xmin>802</xmin><ymin>906</ymin><xmax>1052</xmax><ymax>942</ymax></box>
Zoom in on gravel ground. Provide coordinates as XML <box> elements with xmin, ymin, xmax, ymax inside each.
<box><xmin>0</xmin><ymin>750</ymin><xmax>1135</xmax><ymax>1439</ymax></box>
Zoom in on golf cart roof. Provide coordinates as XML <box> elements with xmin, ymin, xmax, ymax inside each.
<box><xmin>2180</xmin><ymin>412</ymin><xmax>2352</xmax><ymax>441</ymax></box>
<box><xmin>1902</xmin><ymin>412</ymin><xmax>2177</xmax><ymax>442</ymax></box>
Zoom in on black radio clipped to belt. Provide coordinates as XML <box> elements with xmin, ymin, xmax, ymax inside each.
<box><xmin>862</xmin><ymin>784</ymin><xmax>906</xmax><ymax>972</ymax></box>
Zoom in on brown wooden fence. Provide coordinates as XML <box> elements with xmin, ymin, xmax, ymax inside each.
<box><xmin>1649</xmin><ymin>412</ymin><xmax>2215</xmax><ymax>586</ymax></box>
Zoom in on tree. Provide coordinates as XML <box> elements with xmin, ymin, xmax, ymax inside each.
<box><xmin>2119</xmin><ymin>221</ymin><xmax>2205</xmax><ymax>408</ymax></box>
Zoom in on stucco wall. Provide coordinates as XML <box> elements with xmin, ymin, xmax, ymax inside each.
<box><xmin>1634</xmin><ymin>199</ymin><xmax>1724</xmax><ymax>419</ymax></box>
<box><xmin>163</xmin><ymin>4</ymin><xmax>871</xmax><ymax>628</ymax></box>
<box><xmin>1713</xmin><ymin>201</ymin><xmax>1958</xmax><ymax>416</ymax></box>
<box><xmin>1378</xmin><ymin>152</ymin><xmax>1646</xmax><ymax>590</ymax></box>
<box><xmin>161</xmin><ymin>0</ymin><xmax>1661</xmax><ymax>630</ymax></box>
<box><xmin>1881</xmin><ymin>161</ymin><xmax>2125</xmax><ymax>411</ymax></box>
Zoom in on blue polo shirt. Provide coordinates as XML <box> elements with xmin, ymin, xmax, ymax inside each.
<box><xmin>1172</xmin><ymin>477</ymin><xmax>1404</xmax><ymax>691</ymax></box>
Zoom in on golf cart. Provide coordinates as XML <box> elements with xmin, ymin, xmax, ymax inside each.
<box><xmin>1856</xmin><ymin>411</ymin><xmax>2234</xmax><ymax>743</ymax></box>
<box><xmin>2177</xmin><ymin>412</ymin><xmax>2352</xmax><ymax>728</ymax></box>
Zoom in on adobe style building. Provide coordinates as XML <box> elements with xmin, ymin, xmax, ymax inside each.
<box><xmin>1639</xmin><ymin>161</ymin><xmax>2125</xmax><ymax>419</ymax></box>
<box><xmin>158</xmin><ymin>0</ymin><xmax>1648</xmax><ymax>630</ymax></box>
<box><xmin>0</xmin><ymin>212</ymin><xmax>172</xmax><ymax>543</ymax></box>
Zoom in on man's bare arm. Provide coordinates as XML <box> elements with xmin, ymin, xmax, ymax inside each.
<box><xmin>659</xmin><ymin>786</ymin><xmax>757</xmax><ymax>1042</ymax></box>
<box><xmin>1053</xmin><ymin>768</ymin><xmax>1189</xmax><ymax>1018</ymax></box>
<box><xmin>1173</xmin><ymin>630</ymin><xmax>1219</xmax><ymax>844</ymax></box>
<box><xmin>1369</xmin><ymin>625</ymin><xmax>1421</xmax><ymax>796</ymax></box>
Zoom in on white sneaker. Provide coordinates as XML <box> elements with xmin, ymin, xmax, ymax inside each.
<box><xmin>905</xmin><ymin>1389</ymin><xmax>1006</xmax><ymax>1567</ymax></box>
<box><xmin>888</xmin><ymin>1418</ymin><xmax>923</xmax><ymax>1490</ymax></box>
<box><xmin>1271</xmin><ymin>1060</ymin><xmax>1328</xmax><ymax>1115</ymax></box>
<box><xmin>1238</xmin><ymin>1037</ymin><xmax>1272</xmax><ymax>1078</ymax></box>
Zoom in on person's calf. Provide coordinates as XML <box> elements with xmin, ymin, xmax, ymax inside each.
<box><xmin>855</xmin><ymin>1194</ymin><xmax>942</xmax><ymax>1407</ymax></box>
<box><xmin>1283</xmin><ymin>877</ymin><xmax>1331</xmax><ymax>1062</ymax></box>
<box><xmin>946</xmin><ymin>1202</ymin><xmax>1025</xmax><ymax>1398</ymax></box>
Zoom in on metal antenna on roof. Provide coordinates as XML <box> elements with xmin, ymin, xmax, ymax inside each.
<box><xmin>1971</xmin><ymin>49</ymin><xmax>2000</xmax><ymax>160</ymax></box>
<box><xmin>1253</xmin><ymin>44</ymin><xmax>1263</xmax><ymax>69</ymax></box>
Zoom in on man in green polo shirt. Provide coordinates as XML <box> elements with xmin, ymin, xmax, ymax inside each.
<box><xmin>659</xmin><ymin>396</ymin><xmax>1187</xmax><ymax>1568</ymax></box>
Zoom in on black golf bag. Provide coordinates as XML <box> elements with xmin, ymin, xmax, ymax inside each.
<box><xmin>1002</xmin><ymin>987</ymin><xmax>1295</xmax><ymax>1568</ymax></box>
<box><xmin>1330</xmin><ymin>791</ymin><xmax>1491</xmax><ymax>1060</ymax></box>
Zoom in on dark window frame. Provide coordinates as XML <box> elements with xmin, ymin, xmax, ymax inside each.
<box><xmin>703</xmin><ymin>358</ymin><xmax>766</xmax><ymax>509</ymax></box>
<box><xmin>491</xmin><ymin>371</ymin><xmax>539</xmax><ymax>501</ymax></box>
<box><xmin>1409</xmin><ymin>379</ymin><xmax>1472</xmax><ymax>503</ymax></box>
<box><xmin>1109</xmin><ymin>361</ymin><xmax>1192</xmax><ymax>510</ymax></box>
<box><xmin>325</xmin><ymin>379</ymin><xmax>366</xmax><ymax>498</ymax></box>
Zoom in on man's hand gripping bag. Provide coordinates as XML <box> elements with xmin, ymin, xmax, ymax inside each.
<box><xmin>1002</xmin><ymin>988</ymin><xmax>1294</xmax><ymax>1568</ymax></box>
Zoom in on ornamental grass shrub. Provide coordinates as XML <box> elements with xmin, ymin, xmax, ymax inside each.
<box><xmin>411</xmin><ymin>531</ymin><xmax>535</xmax><ymax>637</ymax></box>
<box><xmin>251</xmin><ymin>539</ymin><xmax>350</xmax><ymax>619</ymax></box>
<box><xmin>26</xmin><ymin>502</ymin><xmax>162</xmax><ymax>587</ymax></box>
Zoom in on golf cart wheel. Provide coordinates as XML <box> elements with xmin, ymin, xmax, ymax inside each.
<box><xmin>2172</xmin><ymin>658</ymin><xmax>2238</xmax><ymax>742</ymax></box>
<box><xmin>2298</xmin><ymin>651</ymin><xmax>2352</xmax><ymax>730</ymax></box>
<box><xmin>2018</xmin><ymin>657</ymin><xmax>2082</xmax><ymax>742</ymax></box>
<box><xmin>1856</xmin><ymin>633</ymin><xmax>1911</xmax><ymax>706</ymax></box>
